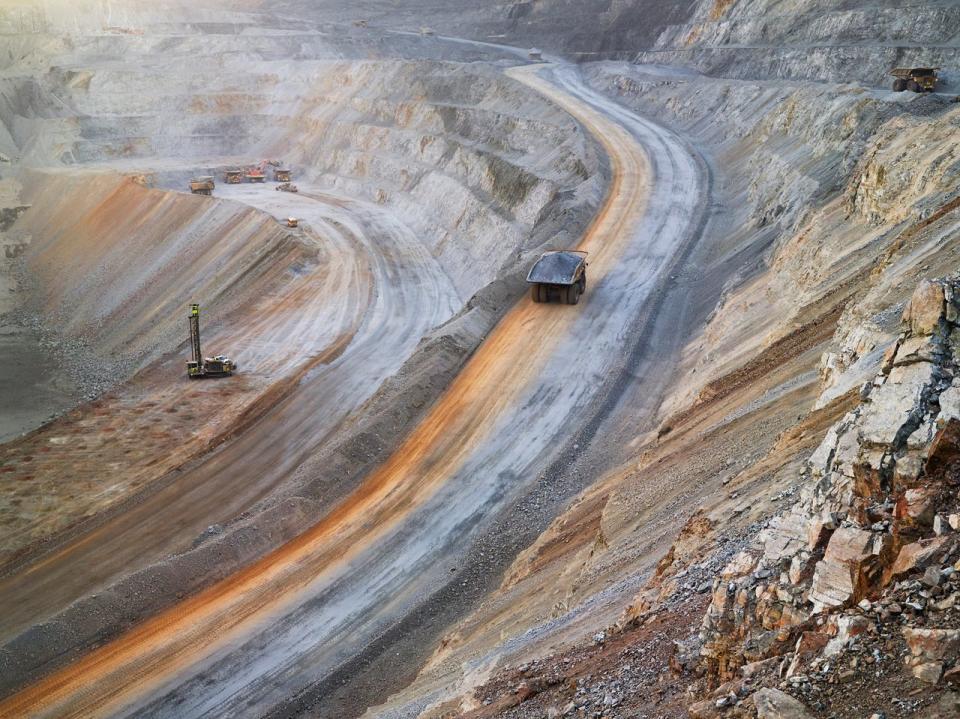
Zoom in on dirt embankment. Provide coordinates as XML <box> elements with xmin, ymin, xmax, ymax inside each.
<box><xmin>0</xmin><ymin>170</ymin><xmax>313</xmax><ymax>567</ymax></box>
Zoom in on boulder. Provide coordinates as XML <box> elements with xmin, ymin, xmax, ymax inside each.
<box><xmin>721</xmin><ymin>551</ymin><xmax>757</xmax><ymax>580</ymax></box>
<box><xmin>926</xmin><ymin>418</ymin><xmax>960</xmax><ymax>480</ymax></box>
<box><xmin>762</xmin><ymin>514</ymin><xmax>812</xmax><ymax>563</ymax></box>
<box><xmin>917</xmin><ymin>691</ymin><xmax>960</xmax><ymax>719</ymax></box>
<box><xmin>894</xmin><ymin>454</ymin><xmax>924</xmax><ymax>486</ymax></box>
<box><xmin>687</xmin><ymin>698</ymin><xmax>721</xmax><ymax>719</ymax></box>
<box><xmin>798</xmin><ymin>631</ymin><xmax>829</xmax><ymax>654</ymax></box>
<box><xmin>789</xmin><ymin>553</ymin><xmax>814</xmax><ymax>585</ymax></box>
<box><xmin>687</xmin><ymin>699</ymin><xmax>720</xmax><ymax>719</ymax></box>
<box><xmin>740</xmin><ymin>656</ymin><xmax>780</xmax><ymax>678</ymax></box>
<box><xmin>896</xmin><ymin>486</ymin><xmax>937</xmax><ymax>528</ymax></box>
<box><xmin>913</xmin><ymin>661</ymin><xmax>944</xmax><ymax>684</ymax></box>
<box><xmin>903</xmin><ymin>628</ymin><xmax>960</xmax><ymax>662</ymax></box>
<box><xmin>807</xmin><ymin>424</ymin><xmax>841</xmax><ymax>476</ymax></box>
<box><xmin>893</xmin><ymin>335</ymin><xmax>939</xmax><ymax>366</ymax></box>
<box><xmin>902</xmin><ymin>280</ymin><xmax>944</xmax><ymax>335</ymax></box>
<box><xmin>824</xmin><ymin>614</ymin><xmax>872</xmax><ymax>656</ymax></box>
<box><xmin>752</xmin><ymin>688</ymin><xmax>815</xmax><ymax>719</ymax></box>
<box><xmin>936</xmin><ymin>387</ymin><xmax>960</xmax><ymax>425</ymax></box>
<box><xmin>859</xmin><ymin>362</ymin><xmax>935</xmax><ymax>446</ymax></box>
<box><xmin>808</xmin><ymin>527</ymin><xmax>875</xmax><ymax>610</ymax></box>
<box><xmin>889</xmin><ymin>536</ymin><xmax>952</xmax><ymax>580</ymax></box>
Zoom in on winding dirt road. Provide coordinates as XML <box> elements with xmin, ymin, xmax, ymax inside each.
<box><xmin>0</xmin><ymin>62</ymin><xmax>706</xmax><ymax>718</ymax></box>
<box><xmin>0</xmin><ymin>186</ymin><xmax>459</xmax><ymax>644</ymax></box>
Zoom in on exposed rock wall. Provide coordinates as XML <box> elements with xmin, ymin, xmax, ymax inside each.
<box><xmin>640</xmin><ymin>0</ymin><xmax>960</xmax><ymax>85</ymax></box>
<box><xmin>583</xmin><ymin>63</ymin><xmax>960</xmax><ymax>422</ymax></box>
<box><xmin>271</xmin><ymin>0</ymin><xmax>960</xmax><ymax>84</ymax></box>
<box><xmin>2</xmin><ymin>34</ymin><xmax>601</xmax><ymax>300</ymax></box>
<box><xmin>694</xmin><ymin>278</ymin><xmax>960</xmax><ymax>713</ymax></box>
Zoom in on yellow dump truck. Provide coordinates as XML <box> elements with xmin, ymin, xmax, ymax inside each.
<box><xmin>189</xmin><ymin>176</ymin><xmax>215</xmax><ymax>195</ymax></box>
<box><xmin>891</xmin><ymin>68</ymin><xmax>939</xmax><ymax>93</ymax></box>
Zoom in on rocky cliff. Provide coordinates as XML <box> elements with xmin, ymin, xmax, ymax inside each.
<box><xmin>275</xmin><ymin>0</ymin><xmax>960</xmax><ymax>84</ymax></box>
<box><xmin>694</xmin><ymin>278</ymin><xmax>960</xmax><ymax>715</ymax></box>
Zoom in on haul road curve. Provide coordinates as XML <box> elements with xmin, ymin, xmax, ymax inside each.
<box><xmin>0</xmin><ymin>61</ymin><xmax>708</xmax><ymax>718</ymax></box>
<box><xmin>0</xmin><ymin>186</ymin><xmax>460</xmax><ymax>645</ymax></box>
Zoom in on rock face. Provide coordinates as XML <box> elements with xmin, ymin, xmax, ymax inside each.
<box><xmin>752</xmin><ymin>688</ymin><xmax>815</xmax><ymax>719</ymax></box>
<box><xmin>700</xmin><ymin>278</ymin><xmax>960</xmax><ymax>683</ymax></box>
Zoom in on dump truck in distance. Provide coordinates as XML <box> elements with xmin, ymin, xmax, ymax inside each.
<box><xmin>189</xmin><ymin>176</ymin><xmax>215</xmax><ymax>195</ymax></box>
<box><xmin>891</xmin><ymin>67</ymin><xmax>939</xmax><ymax>93</ymax></box>
<box><xmin>527</xmin><ymin>250</ymin><xmax>588</xmax><ymax>305</ymax></box>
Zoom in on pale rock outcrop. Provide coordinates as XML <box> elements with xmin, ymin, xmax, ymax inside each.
<box><xmin>903</xmin><ymin>627</ymin><xmax>960</xmax><ymax>663</ymax></box>
<box><xmin>699</xmin><ymin>278</ymin><xmax>960</xmax><ymax>679</ymax></box>
<box><xmin>751</xmin><ymin>687</ymin><xmax>815</xmax><ymax>719</ymax></box>
<box><xmin>903</xmin><ymin>280</ymin><xmax>946</xmax><ymax>336</ymax></box>
<box><xmin>807</xmin><ymin>527</ymin><xmax>875</xmax><ymax>611</ymax></box>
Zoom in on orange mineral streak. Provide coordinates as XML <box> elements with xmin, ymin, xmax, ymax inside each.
<box><xmin>0</xmin><ymin>66</ymin><xmax>649</xmax><ymax>718</ymax></box>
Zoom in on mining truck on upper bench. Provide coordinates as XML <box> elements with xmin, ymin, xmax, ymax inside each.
<box><xmin>891</xmin><ymin>67</ymin><xmax>939</xmax><ymax>93</ymax></box>
<box><xmin>186</xmin><ymin>303</ymin><xmax>236</xmax><ymax>378</ymax></box>
<box><xmin>527</xmin><ymin>250</ymin><xmax>588</xmax><ymax>305</ymax></box>
<box><xmin>189</xmin><ymin>176</ymin><xmax>215</xmax><ymax>195</ymax></box>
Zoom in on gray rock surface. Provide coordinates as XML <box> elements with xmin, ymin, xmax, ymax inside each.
<box><xmin>753</xmin><ymin>688</ymin><xmax>815</xmax><ymax>719</ymax></box>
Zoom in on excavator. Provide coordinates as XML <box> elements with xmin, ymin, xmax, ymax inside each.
<box><xmin>245</xmin><ymin>159</ymin><xmax>283</xmax><ymax>183</ymax></box>
<box><xmin>245</xmin><ymin>165</ymin><xmax>266</xmax><ymax>183</ymax></box>
<box><xmin>186</xmin><ymin>304</ymin><xmax>236</xmax><ymax>378</ymax></box>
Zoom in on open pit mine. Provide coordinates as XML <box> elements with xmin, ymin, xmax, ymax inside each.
<box><xmin>3</xmin><ymin>1</ymin><xmax>960</xmax><ymax>717</ymax></box>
